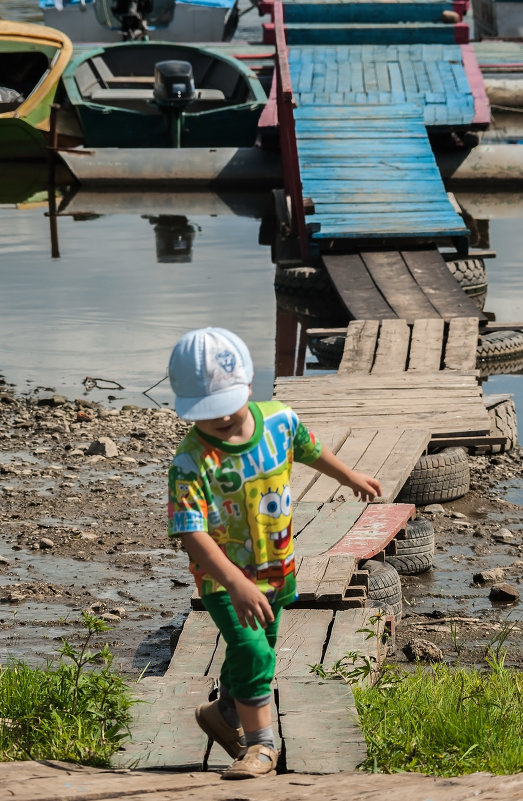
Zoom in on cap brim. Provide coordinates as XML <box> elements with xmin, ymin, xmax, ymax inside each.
<box><xmin>175</xmin><ymin>385</ymin><xmax>250</xmax><ymax>421</ymax></box>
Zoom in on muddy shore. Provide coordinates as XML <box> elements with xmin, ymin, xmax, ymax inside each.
<box><xmin>0</xmin><ymin>379</ymin><xmax>521</xmax><ymax>675</ymax></box>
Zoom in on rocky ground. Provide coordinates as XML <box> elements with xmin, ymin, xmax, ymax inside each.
<box><xmin>0</xmin><ymin>377</ymin><xmax>521</xmax><ymax>676</ymax></box>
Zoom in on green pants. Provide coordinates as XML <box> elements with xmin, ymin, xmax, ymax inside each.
<box><xmin>202</xmin><ymin>591</ymin><xmax>283</xmax><ymax>703</ymax></box>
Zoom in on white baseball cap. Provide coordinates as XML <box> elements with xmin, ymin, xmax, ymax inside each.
<box><xmin>168</xmin><ymin>327</ymin><xmax>254</xmax><ymax>420</ymax></box>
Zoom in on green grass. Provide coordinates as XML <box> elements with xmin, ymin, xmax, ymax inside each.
<box><xmin>354</xmin><ymin>661</ymin><xmax>522</xmax><ymax>775</ymax></box>
<box><xmin>0</xmin><ymin>613</ymin><xmax>134</xmax><ymax>766</ymax></box>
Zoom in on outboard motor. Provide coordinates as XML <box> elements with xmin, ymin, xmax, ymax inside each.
<box><xmin>153</xmin><ymin>61</ymin><xmax>195</xmax><ymax>110</ymax></box>
<box><xmin>153</xmin><ymin>60</ymin><xmax>195</xmax><ymax>147</ymax></box>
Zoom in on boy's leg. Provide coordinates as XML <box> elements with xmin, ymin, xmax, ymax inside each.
<box><xmin>201</xmin><ymin>592</ymin><xmax>281</xmax><ymax>778</ymax></box>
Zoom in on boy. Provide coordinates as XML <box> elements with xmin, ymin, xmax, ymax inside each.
<box><xmin>167</xmin><ymin>327</ymin><xmax>382</xmax><ymax>780</ymax></box>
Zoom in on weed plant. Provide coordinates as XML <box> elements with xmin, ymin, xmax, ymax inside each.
<box><xmin>0</xmin><ymin>613</ymin><xmax>134</xmax><ymax>766</ymax></box>
<box><xmin>310</xmin><ymin>620</ymin><xmax>522</xmax><ymax>776</ymax></box>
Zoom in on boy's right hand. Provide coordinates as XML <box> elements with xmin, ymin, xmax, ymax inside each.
<box><xmin>228</xmin><ymin>575</ymin><xmax>275</xmax><ymax>630</ymax></box>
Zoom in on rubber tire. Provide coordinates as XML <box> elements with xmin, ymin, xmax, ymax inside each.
<box><xmin>477</xmin><ymin>330</ymin><xmax>523</xmax><ymax>364</ymax></box>
<box><xmin>387</xmin><ymin>517</ymin><xmax>434</xmax><ymax>575</ymax></box>
<box><xmin>397</xmin><ymin>447</ymin><xmax>470</xmax><ymax>505</ymax></box>
<box><xmin>446</xmin><ymin>258</ymin><xmax>487</xmax><ymax>292</ymax></box>
<box><xmin>486</xmin><ymin>399</ymin><xmax>519</xmax><ymax>453</ymax></box>
<box><xmin>363</xmin><ymin>559</ymin><xmax>403</xmax><ymax>623</ymax></box>
<box><xmin>274</xmin><ymin>265</ymin><xmax>331</xmax><ymax>294</ymax></box>
<box><xmin>478</xmin><ymin>355</ymin><xmax>523</xmax><ymax>378</ymax></box>
<box><xmin>309</xmin><ymin>335</ymin><xmax>344</xmax><ymax>367</ymax></box>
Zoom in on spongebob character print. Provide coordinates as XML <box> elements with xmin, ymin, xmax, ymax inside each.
<box><xmin>168</xmin><ymin>400</ymin><xmax>322</xmax><ymax>606</ymax></box>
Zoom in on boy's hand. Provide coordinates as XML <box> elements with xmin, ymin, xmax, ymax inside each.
<box><xmin>228</xmin><ymin>575</ymin><xmax>275</xmax><ymax>630</ymax></box>
<box><xmin>346</xmin><ymin>471</ymin><xmax>383</xmax><ymax>502</ymax></box>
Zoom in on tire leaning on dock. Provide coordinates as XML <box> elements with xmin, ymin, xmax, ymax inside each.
<box><xmin>363</xmin><ymin>559</ymin><xmax>403</xmax><ymax>623</ymax></box>
<box><xmin>484</xmin><ymin>398</ymin><xmax>519</xmax><ymax>454</ymax></box>
<box><xmin>446</xmin><ymin>257</ymin><xmax>488</xmax><ymax>311</ymax></box>
<box><xmin>386</xmin><ymin>517</ymin><xmax>435</xmax><ymax>576</ymax></box>
<box><xmin>397</xmin><ymin>447</ymin><xmax>470</xmax><ymax>506</ymax></box>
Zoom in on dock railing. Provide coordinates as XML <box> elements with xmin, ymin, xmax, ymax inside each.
<box><xmin>273</xmin><ymin>0</ymin><xmax>309</xmax><ymax>260</ymax></box>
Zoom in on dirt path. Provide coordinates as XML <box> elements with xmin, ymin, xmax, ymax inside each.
<box><xmin>0</xmin><ymin>380</ymin><xmax>521</xmax><ymax>675</ymax></box>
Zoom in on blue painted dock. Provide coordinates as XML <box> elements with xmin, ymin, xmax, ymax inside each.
<box><xmin>294</xmin><ymin>103</ymin><xmax>468</xmax><ymax>247</ymax></box>
<box><xmin>288</xmin><ymin>44</ymin><xmax>483</xmax><ymax>129</ymax></box>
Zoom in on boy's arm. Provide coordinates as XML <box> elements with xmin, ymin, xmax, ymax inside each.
<box><xmin>180</xmin><ymin>530</ymin><xmax>275</xmax><ymax>630</ymax></box>
<box><xmin>309</xmin><ymin>445</ymin><xmax>383</xmax><ymax>502</ymax></box>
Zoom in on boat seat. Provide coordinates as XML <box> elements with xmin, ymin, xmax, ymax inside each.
<box><xmin>89</xmin><ymin>87</ymin><xmax>226</xmax><ymax>103</ymax></box>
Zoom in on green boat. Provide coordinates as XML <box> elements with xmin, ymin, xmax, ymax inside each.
<box><xmin>62</xmin><ymin>41</ymin><xmax>268</xmax><ymax>148</ymax></box>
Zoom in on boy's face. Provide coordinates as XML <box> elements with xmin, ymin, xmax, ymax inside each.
<box><xmin>195</xmin><ymin>398</ymin><xmax>253</xmax><ymax>443</ymax></box>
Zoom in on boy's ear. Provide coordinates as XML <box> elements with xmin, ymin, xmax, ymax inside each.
<box><xmin>248</xmin><ymin>383</ymin><xmax>253</xmax><ymax>399</ymax></box>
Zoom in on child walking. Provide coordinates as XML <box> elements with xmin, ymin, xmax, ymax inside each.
<box><xmin>167</xmin><ymin>327</ymin><xmax>382</xmax><ymax>779</ymax></box>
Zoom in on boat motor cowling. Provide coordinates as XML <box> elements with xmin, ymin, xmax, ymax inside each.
<box><xmin>153</xmin><ymin>60</ymin><xmax>195</xmax><ymax>110</ymax></box>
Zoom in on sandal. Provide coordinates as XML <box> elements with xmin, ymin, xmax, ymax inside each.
<box><xmin>221</xmin><ymin>744</ymin><xmax>278</xmax><ymax>780</ymax></box>
<box><xmin>195</xmin><ymin>699</ymin><xmax>245</xmax><ymax>759</ymax></box>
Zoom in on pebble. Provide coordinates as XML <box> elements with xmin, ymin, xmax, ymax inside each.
<box><xmin>489</xmin><ymin>583</ymin><xmax>520</xmax><ymax>604</ymax></box>
<box><xmin>402</xmin><ymin>638</ymin><xmax>444</xmax><ymax>662</ymax></box>
<box><xmin>86</xmin><ymin>437</ymin><xmax>119</xmax><ymax>458</ymax></box>
<box><xmin>473</xmin><ymin>567</ymin><xmax>505</xmax><ymax>584</ymax></box>
<box><xmin>39</xmin><ymin>538</ymin><xmax>55</xmax><ymax>549</ymax></box>
<box><xmin>493</xmin><ymin>528</ymin><xmax>516</xmax><ymax>544</ymax></box>
<box><xmin>424</xmin><ymin>504</ymin><xmax>445</xmax><ymax>514</ymax></box>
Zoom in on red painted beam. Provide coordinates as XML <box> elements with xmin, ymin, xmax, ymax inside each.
<box><xmin>454</xmin><ymin>22</ymin><xmax>469</xmax><ymax>44</ymax></box>
<box><xmin>327</xmin><ymin>504</ymin><xmax>416</xmax><ymax>560</ymax></box>
<box><xmin>461</xmin><ymin>43</ymin><xmax>491</xmax><ymax>126</ymax></box>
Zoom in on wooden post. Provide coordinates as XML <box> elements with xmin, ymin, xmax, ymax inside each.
<box><xmin>47</xmin><ymin>103</ymin><xmax>60</xmax><ymax>259</ymax></box>
<box><xmin>273</xmin><ymin>0</ymin><xmax>309</xmax><ymax>262</ymax></box>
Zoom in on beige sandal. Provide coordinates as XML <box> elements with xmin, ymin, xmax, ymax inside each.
<box><xmin>195</xmin><ymin>700</ymin><xmax>245</xmax><ymax>759</ymax></box>
<box><xmin>221</xmin><ymin>744</ymin><xmax>278</xmax><ymax>780</ymax></box>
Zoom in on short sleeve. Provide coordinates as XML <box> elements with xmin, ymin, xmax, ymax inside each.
<box><xmin>293</xmin><ymin>417</ymin><xmax>322</xmax><ymax>464</ymax></box>
<box><xmin>168</xmin><ymin>455</ymin><xmax>208</xmax><ymax>537</ymax></box>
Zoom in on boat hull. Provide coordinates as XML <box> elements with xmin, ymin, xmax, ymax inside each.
<box><xmin>0</xmin><ymin>20</ymin><xmax>73</xmax><ymax>158</ymax></box>
<box><xmin>62</xmin><ymin>41</ymin><xmax>267</xmax><ymax>149</ymax></box>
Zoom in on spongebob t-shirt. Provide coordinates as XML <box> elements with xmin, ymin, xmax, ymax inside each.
<box><xmin>168</xmin><ymin>400</ymin><xmax>322</xmax><ymax>606</ymax></box>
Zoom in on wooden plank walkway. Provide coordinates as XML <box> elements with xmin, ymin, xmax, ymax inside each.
<box><xmin>287</xmin><ymin>43</ymin><xmax>487</xmax><ymax>129</ymax></box>
<box><xmin>262</xmin><ymin>0</ymin><xmax>465</xmax><ymax>24</ymax></box>
<box><xmin>322</xmin><ymin>248</ymin><xmax>488</xmax><ymax>322</ymax></box>
<box><xmin>116</xmin><ymin>607</ymin><xmax>390</xmax><ymax>773</ymax></box>
<box><xmin>293</xmin><ymin>104</ymin><xmax>469</xmax><ymax>249</ymax></box>
<box><xmin>265</xmin><ymin>21</ymin><xmax>469</xmax><ymax>46</ymax></box>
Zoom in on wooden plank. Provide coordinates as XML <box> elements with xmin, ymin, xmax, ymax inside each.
<box><xmin>165</xmin><ymin>611</ymin><xmax>218</xmax><ymax>677</ymax></box>
<box><xmin>362</xmin><ymin>251</ymin><xmax>440</xmax><ymax>319</ymax></box>
<box><xmin>277</xmin><ymin>677</ymin><xmax>366</xmax><ymax>773</ymax></box>
<box><xmin>370</xmin><ymin>428</ymin><xmax>431</xmax><ymax>501</ymax></box>
<box><xmin>299</xmin><ymin>428</ymin><xmax>381</xmax><ymax>503</ymax></box>
<box><xmin>339</xmin><ymin>319</ymin><xmax>380</xmax><ymax>374</ymax></box>
<box><xmin>444</xmin><ymin>317</ymin><xmax>479</xmax><ymax>370</ymax></box>
<box><xmin>292</xmin><ymin>500</ymin><xmax>322</xmax><ymax>535</ymax></box>
<box><xmin>372</xmin><ymin>319</ymin><xmax>411</xmax><ymax>373</ymax></box>
<box><xmin>408</xmin><ymin>318</ymin><xmax>445</xmax><ymax>371</ymax></box>
<box><xmin>276</xmin><ymin>608</ymin><xmax>333</xmax><ymax>676</ymax></box>
<box><xmin>317</xmin><ymin>554</ymin><xmax>357</xmax><ymax>601</ymax></box>
<box><xmin>324</xmin><ymin>608</ymin><xmax>388</xmax><ymax>670</ymax></box>
<box><xmin>295</xmin><ymin>500</ymin><xmax>366</xmax><ymax>555</ymax></box>
<box><xmin>327</xmin><ymin>503</ymin><xmax>415</xmax><ymax>558</ymax></box>
<box><xmin>295</xmin><ymin>554</ymin><xmax>330</xmax><ymax>599</ymax></box>
<box><xmin>113</xmin><ymin>676</ymin><xmax>214</xmax><ymax>770</ymax></box>
<box><xmin>401</xmin><ymin>249</ymin><xmax>487</xmax><ymax>322</ymax></box>
<box><xmin>322</xmin><ymin>254</ymin><xmax>395</xmax><ymax>320</ymax></box>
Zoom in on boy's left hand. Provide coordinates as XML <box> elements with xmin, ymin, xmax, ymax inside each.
<box><xmin>346</xmin><ymin>472</ymin><xmax>382</xmax><ymax>502</ymax></box>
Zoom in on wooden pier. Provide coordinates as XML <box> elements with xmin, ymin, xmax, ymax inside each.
<box><xmin>106</xmin><ymin>0</ymin><xmax>499</xmax><ymax>783</ymax></box>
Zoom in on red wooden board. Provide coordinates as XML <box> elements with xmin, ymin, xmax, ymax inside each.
<box><xmin>327</xmin><ymin>503</ymin><xmax>415</xmax><ymax>558</ymax></box>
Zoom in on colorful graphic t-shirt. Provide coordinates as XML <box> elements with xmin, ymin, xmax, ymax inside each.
<box><xmin>168</xmin><ymin>400</ymin><xmax>322</xmax><ymax>606</ymax></box>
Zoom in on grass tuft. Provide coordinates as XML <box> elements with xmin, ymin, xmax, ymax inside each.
<box><xmin>0</xmin><ymin>612</ymin><xmax>134</xmax><ymax>766</ymax></box>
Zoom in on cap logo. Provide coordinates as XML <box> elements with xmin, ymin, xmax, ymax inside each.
<box><xmin>217</xmin><ymin>350</ymin><xmax>236</xmax><ymax>374</ymax></box>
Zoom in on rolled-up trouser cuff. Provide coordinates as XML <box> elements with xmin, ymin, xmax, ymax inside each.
<box><xmin>236</xmin><ymin>692</ymin><xmax>272</xmax><ymax>707</ymax></box>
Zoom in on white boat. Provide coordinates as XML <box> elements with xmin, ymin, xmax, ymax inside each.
<box><xmin>39</xmin><ymin>0</ymin><xmax>240</xmax><ymax>43</ymax></box>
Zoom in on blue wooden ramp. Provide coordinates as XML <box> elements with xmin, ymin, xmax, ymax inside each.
<box><xmin>294</xmin><ymin>103</ymin><xmax>468</xmax><ymax>249</ymax></box>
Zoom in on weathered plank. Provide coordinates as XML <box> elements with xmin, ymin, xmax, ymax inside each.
<box><xmin>371</xmin><ymin>319</ymin><xmax>411</xmax><ymax>373</ymax></box>
<box><xmin>113</xmin><ymin>676</ymin><xmax>214</xmax><ymax>770</ymax></box>
<box><xmin>276</xmin><ymin>608</ymin><xmax>334</xmax><ymax>676</ymax></box>
<box><xmin>316</xmin><ymin>554</ymin><xmax>358</xmax><ymax>601</ymax></box>
<box><xmin>324</xmin><ymin>607</ymin><xmax>390</xmax><ymax>672</ymax></box>
<box><xmin>294</xmin><ymin>554</ymin><xmax>330</xmax><ymax>599</ymax></box>
<box><xmin>338</xmin><ymin>319</ymin><xmax>380</xmax><ymax>374</ymax></box>
<box><xmin>363</xmin><ymin>251</ymin><xmax>439</xmax><ymax>319</ymax></box>
<box><xmin>277</xmin><ymin>677</ymin><xmax>366</xmax><ymax>773</ymax></box>
<box><xmin>444</xmin><ymin>317</ymin><xmax>479</xmax><ymax>370</ymax></box>
<box><xmin>327</xmin><ymin>503</ymin><xmax>415</xmax><ymax>558</ymax></box>
<box><xmin>408</xmin><ymin>318</ymin><xmax>445</xmax><ymax>371</ymax></box>
<box><xmin>165</xmin><ymin>611</ymin><xmax>219</xmax><ymax>677</ymax></box>
<box><xmin>291</xmin><ymin>424</ymin><xmax>350</xmax><ymax>499</ymax></box>
<box><xmin>295</xmin><ymin>500</ymin><xmax>365</xmax><ymax>555</ymax></box>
